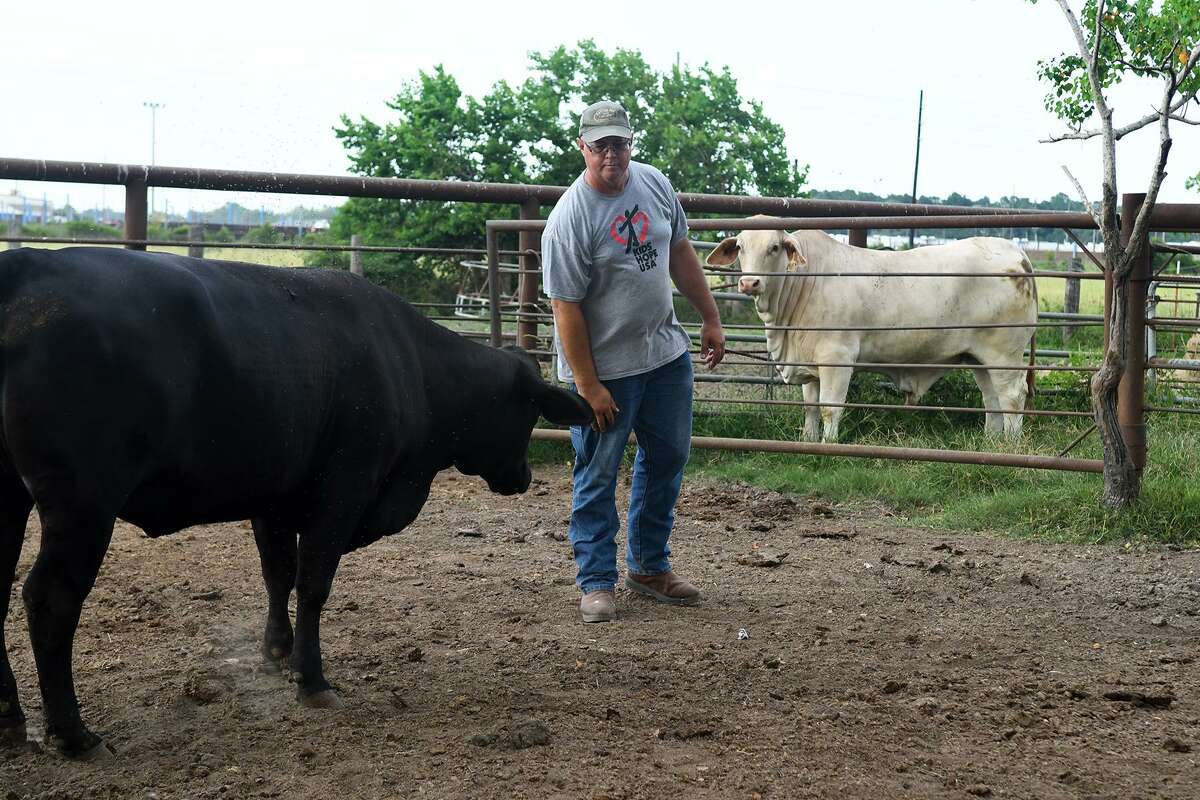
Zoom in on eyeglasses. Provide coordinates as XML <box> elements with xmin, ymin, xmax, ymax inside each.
<box><xmin>583</xmin><ymin>138</ymin><xmax>632</xmax><ymax>155</ymax></box>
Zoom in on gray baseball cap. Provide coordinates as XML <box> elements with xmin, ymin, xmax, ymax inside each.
<box><xmin>578</xmin><ymin>100</ymin><xmax>633</xmax><ymax>143</ymax></box>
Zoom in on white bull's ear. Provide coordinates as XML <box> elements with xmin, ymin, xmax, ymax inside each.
<box><xmin>705</xmin><ymin>237</ymin><xmax>740</xmax><ymax>266</ymax></box>
<box><xmin>783</xmin><ymin>234</ymin><xmax>807</xmax><ymax>268</ymax></box>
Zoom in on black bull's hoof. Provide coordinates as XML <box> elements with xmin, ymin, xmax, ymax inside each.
<box><xmin>0</xmin><ymin>717</ymin><xmax>28</xmax><ymax>747</ymax></box>
<box><xmin>47</xmin><ymin>730</ymin><xmax>115</xmax><ymax>761</ymax></box>
<box><xmin>298</xmin><ymin>688</ymin><xmax>344</xmax><ymax>710</ymax></box>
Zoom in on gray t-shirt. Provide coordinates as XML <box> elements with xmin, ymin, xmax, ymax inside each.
<box><xmin>542</xmin><ymin>161</ymin><xmax>692</xmax><ymax>382</ymax></box>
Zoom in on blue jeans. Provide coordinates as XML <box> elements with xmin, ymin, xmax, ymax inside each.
<box><xmin>568</xmin><ymin>352</ymin><xmax>694</xmax><ymax>594</ymax></box>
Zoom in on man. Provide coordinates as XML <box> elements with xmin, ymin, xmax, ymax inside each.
<box><xmin>541</xmin><ymin>100</ymin><xmax>726</xmax><ymax>623</ymax></box>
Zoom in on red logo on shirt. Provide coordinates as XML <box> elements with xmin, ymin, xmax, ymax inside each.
<box><xmin>609</xmin><ymin>208</ymin><xmax>650</xmax><ymax>249</ymax></box>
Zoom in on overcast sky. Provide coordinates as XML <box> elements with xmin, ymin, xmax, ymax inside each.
<box><xmin>3</xmin><ymin>0</ymin><xmax>1196</xmax><ymax>215</ymax></box>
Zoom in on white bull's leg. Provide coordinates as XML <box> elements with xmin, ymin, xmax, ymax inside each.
<box><xmin>971</xmin><ymin>368</ymin><xmax>1004</xmax><ymax>435</ymax></box>
<box><xmin>817</xmin><ymin>366</ymin><xmax>854</xmax><ymax>443</ymax></box>
<box><xmin>988</xmin><ymin>368</ymin><xmax>1029</xmax><ymax>438</ymax></box>
<box><xmin>802</xmin><ymin>381</ymin><xmax>821</xmax><ymax>442</ymax></box>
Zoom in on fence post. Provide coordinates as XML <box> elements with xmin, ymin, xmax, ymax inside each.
<box><xmin>849</xmin><ymin>228</ymin><xmax>868</xmax><ymax>248</ymax></box>
<box><xmin>1062</xmin><ymin>255</ymin><xmax>1082</xmax><ymax>342</ymax></box>
<box><xmin>350</xmin><ymin>234</ymin><xmax>363</xmax><ymax>277</ymax></box>
<box><xmin>125</xmin><ymin>176</ymin><xmax>148</xmax><ymax>251</ymax></box>
<box><xmin>518</xmin><ymin>199</ymin><xmax>540</xmax><ymax>352</ymax></box>
<box><xmin>1117</xmin><ymin>193</ymin><xmax>1149</xmax><ymax>473</ymax></box>
<box><xmin>187</xmin><ymin>224</ymin><xmax>205</xmax><ymax>259</ymax></box>
<box><xmin>6</xmin><ymin>215</ymin><xmax>21</xmax><ymax>250</ymax></box>
<box><xmin>487</xmin><ymin>225</ymin><xmax>502</xmax><ymax>347</ymax></box>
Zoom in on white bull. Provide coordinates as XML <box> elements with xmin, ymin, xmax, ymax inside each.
<box><xmin>706</xmin><ymin>225</ymin><xmax>1038</xmax><ymax>442</ymax></box>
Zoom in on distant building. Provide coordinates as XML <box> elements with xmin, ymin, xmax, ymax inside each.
<box><xmin>0</xmin><ymin>191</ymin><xmax>51</xmax><ymax>224</ymax></box>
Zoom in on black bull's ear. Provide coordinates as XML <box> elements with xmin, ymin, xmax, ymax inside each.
<box><xmin>531</xmin><ymin>380</ymin><xmax>593</xmax><ymax>425</ymax></box>
<box><xmin>505</xmin><ymin>346</ymin><xmax>593</xmax><ymax>425</ymax></box>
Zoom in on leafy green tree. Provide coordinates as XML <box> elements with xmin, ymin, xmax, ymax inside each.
<box><xmin>1033</xmin><ymin>0</ymin><xmax>1199</xmax><ymax>509</ymax></box>
<box><xmin>242</xmin><ymin>224</ymin><xmax>283</xmax><ymax>245</ymax></box>
<box><xmin>325</xmin><ymin>41</ymin><xmax>808</xmax><ymax>303</ymax></box>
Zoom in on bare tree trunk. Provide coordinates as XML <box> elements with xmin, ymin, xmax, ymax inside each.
<box><xmin>1092</xmin><ymin>270</ymin><xmax>1140</xmax><ymax>508</ymax></box>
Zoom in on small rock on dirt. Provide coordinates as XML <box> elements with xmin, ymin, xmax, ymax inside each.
<box><xmin>406</xmin><ymin>647</ymin><xmax>424</xmax><ymax>663</ymax></box>
<box><xmin>455</xmin><ymin>527</ymin><xmax>482</xmax><ymax>538</ymax></box>
<box><xmin>1163</xmin><ymin>738</ymin><xmax>1191</xmax><ymax>753</ymax></box>
<box><xmin>736</xmin><ymin>551</ymin><xmax>789</xmax><ymax>568</ymax></box>
<box><xmin>881</xmin><ymin>680</ymin><xmax>907</xmax><ymax>695</ymax></box>
<box><xmin>1151</xmin><ymin>616</ymin><xmax>1167</xmax><ymax>627</ymax></box>
<box><xmin>914</xmin><ymin>697</ymin><xmax>939</xmax><ymax>715</ymax></box>
<box><xmin>966</xmin><ymin>785</ymin><xmax>992</xmax><ymax>797</ymax></box>
<box><xmin>1102</xmin><ymin>690</ymin><xmax>1174</xmax><ymax>709</ymax></box>
<box><xmin>468</xmin><ymin>732</ymin><xmax>499</xmax><ymax>748</ymax></box>
<box><xmin>509</xmin><ymin>720</ymin><xmax>551</xmax><ymax>749</ymax></box>
<box><xmin>762</xmin><ymin>656</ymin><xmax>782</xmax><ymax>669</ymax></box>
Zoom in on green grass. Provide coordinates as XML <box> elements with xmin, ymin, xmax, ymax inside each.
<box><xmin>685</xmin><ymin>418</ymin><xmax>1200</xmax><ymax>546</ymax></box>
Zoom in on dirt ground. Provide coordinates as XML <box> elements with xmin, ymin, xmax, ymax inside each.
<box><xmin>2</xmin><ymin>465</ymin><xmax>1198</xmax><ymax>799</ymax></box>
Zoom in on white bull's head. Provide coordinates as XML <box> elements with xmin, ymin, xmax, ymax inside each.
<box><xmin>705</xmin><ymin>227</ymin><xmax>806</xmax><ymax>314</ymax></box>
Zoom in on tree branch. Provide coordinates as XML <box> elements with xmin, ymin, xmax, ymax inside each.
<box><xmin>1091</xmin><ymin>0</ymin><xmax>1105</xmax><ymax>72</ymax></box>
<box><xmin>1113</xmin><ymin>57</ymin><xmax>1168</xmax><ymax>77</ymax></box>
<box><xmin>1061</xmin><ymin>165</ymin><xmax>1100</xmax><ymax>226</ymax></box>
<box><xmin>1040</xmin><ymin>89</ymin><xmax>1197</xmax><ymax>142</ymax></box>
<box><xmin>1127</xmin><ymin>67</ymin><xmax>1179</xmax><ymax>255</ymax></box>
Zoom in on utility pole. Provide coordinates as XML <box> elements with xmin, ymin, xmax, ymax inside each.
<box><xmin>908</xmin><ymin>89</ymin><xmax>923</xmax><ymax>249</ymax></box>
<box><xmin>143</xmin><ymin>101</ymin><xmax>165</xmax><ymax>217</ymax></box>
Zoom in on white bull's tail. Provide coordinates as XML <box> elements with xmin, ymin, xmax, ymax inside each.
<box><xmin>1022</xmin><ymin>252</ymin><xmax>1038</xmax><ymax>410</ymax></box>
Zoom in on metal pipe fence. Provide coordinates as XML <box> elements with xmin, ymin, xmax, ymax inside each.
<box><xmin>5</xmin><ymin>155</ymin><xmax>1198</xmax><ymax>478</ymax></box>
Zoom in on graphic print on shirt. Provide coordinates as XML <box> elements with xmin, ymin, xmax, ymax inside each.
<box><xmin>609</xmin><ymin>205</ymin><xmax>658</xmax><ymax>272</ymax></box>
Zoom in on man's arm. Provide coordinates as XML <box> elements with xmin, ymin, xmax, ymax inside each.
<box><xmin>668</xmin><ymin>237</ymin><xmax>726</xmax><ymax>370</ymax></box>
<box><xmin>550</xmin><ymin>298</ymin><xmax>620</xmax><ymax>432</ymax></box>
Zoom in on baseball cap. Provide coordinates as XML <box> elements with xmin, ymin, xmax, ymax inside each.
<box><xmin>578</xmin><ymin>100</ymin><xmax>633</xmax><ymax>143</ymax></box>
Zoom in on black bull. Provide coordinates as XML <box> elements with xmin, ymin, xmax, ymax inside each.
<box><xmin>0</xmin><ymin>247</ymin><xmax>591</xmax><ymax>758</ymax></box>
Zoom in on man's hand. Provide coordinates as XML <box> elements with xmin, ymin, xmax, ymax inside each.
<box><xmin>699</xmin><ymin>319</ymin><xmax>726</xmax><ymax>371</ymax></box>
<box><xmin>577</xmin><ymin>380</ymin><xmax>620</xmax><ymax>432</ymax></box>
<box><xmin>669</xmin><ymin>237</ymin><xmax>726</xmax><ymax>372</ymax></box>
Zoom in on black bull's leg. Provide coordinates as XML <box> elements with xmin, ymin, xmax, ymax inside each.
<box><xmin>252</xmin><ymin>518</ymin><xmax>297</xmax><ymax>671</ymax></box>
<box><xmin>22</xmin><ymin>503</ymin><xmax>115</xmax><ymax>759</ymax></box>
<box><xmin>0</xmin><ymin>481</ymin><xmax>34</xmax><ymax>746</ymax></box>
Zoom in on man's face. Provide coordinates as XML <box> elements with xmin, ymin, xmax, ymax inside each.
<box><xmin>579</xmin><ymin>135</ymin><xmax>633</xmax><ymax>191</ymax></box>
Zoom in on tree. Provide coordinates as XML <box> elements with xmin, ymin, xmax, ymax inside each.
<box><xmin>326</xmin><ymin>41</ymin><xmax>808</xmax><ymax>301</ymax></box>
<box><xmin>1034</xmin><ymin>0</ymin><xmax>1199</xmax><ymax>509</ymax></box>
